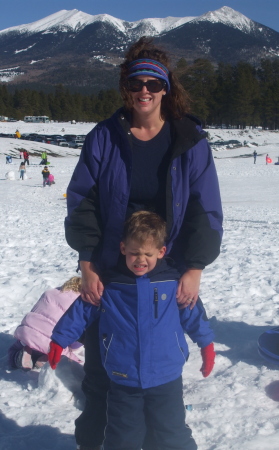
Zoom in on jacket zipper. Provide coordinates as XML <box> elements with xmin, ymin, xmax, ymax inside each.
<box><xmin>154</xmin><ymin>288</ymin><xmax>158</xmax><ymax>319</ymax></box>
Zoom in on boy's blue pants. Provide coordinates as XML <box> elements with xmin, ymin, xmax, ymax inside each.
<box><xmin>103</xmin><ymin>376</ymin><xmax>197</xmax><ymax>450</ymax></box>
<box><xmin>75</xmin><ymin>321</ymin><xmax>197</xmax><ymax>449</ymax></box>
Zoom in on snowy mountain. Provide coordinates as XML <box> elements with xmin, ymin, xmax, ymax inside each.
<box><xmin>0</xmin><ymin>6</ymin><xmax>279</xmax><ymax>91</ymax></box>
<box><xmin>0</xmin><ymin>9</ymin><xmax>195</xmax><ymax>39</ymax></box>
<box><xmin>192</xmin><ymin>6</ymin><xmax>255</xmax><ymax>33</ymax></box>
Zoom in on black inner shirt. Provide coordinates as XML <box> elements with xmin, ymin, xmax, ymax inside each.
<box><xmin>126</xmin><ymin>121</ymin><xmax>172</xmax><ymax>220</ymax></box>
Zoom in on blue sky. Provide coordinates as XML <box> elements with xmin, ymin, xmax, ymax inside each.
<box><xmin>1</xmin><ymin>0</ymin><xmax>279</xmax><ymax>32</ymax></box>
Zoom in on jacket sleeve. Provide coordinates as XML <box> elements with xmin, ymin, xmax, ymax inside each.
<box><xmin>65</xmin><ymin>127</ymin><xmax>104</xmax><ymax>262</ymax></box>
<box><xmin>170</xmin><ymin>137</ymin><xmax>223</xmax><ymax>270</ymax></box>
<box><xmin>179</xmin><ymin>298</ymin><xmax>214</xmax><ymax>348</ymax></box>
<box><xmin>51</xmin><ymin>297</ymin><xmax>100</xmax><ymax>348</ymax></box>
<box><xmin>187</xmin><ymin>138</ymin><xmax>223</xmax><ymax>268</ymax></box>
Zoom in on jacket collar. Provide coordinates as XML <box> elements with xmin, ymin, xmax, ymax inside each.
<box><xmin>111</xmin><ymin>107</ymin><xmax>206</xmax><ymax>159</ymax></box>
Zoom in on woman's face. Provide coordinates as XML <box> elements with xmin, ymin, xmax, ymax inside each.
<box><xmin>130</xmin><ymin>76</ymin><xmax>166</xmax><ymax>118</ymax></box>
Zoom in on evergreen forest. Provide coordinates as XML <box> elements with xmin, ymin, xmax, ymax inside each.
<box><xmin>1</xmin><ymin>58</ymin><xmax>279</xmax><ymax>129</ymax></box>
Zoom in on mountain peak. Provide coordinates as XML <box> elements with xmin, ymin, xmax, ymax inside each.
<box><xmin>0</xmin><ymin>9</ymin><xmax>97</xmax><ymax>34</ymax></box>
<box><xmin>194</xmin><ymin>5</ymin><xmax>255</xmax><ymax>33</ymax></box>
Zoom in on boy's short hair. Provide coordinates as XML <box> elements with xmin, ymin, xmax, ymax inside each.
<box><xmin>122</xmin><ymin>211</ymin><xmax>167</xmax><ymax>248</ymax></box>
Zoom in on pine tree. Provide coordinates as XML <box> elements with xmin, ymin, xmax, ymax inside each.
<box><xmin>179</xmin><ymin>59</ymin><xmax>217</xmax><ymax>125</ymax></box>
<box><xmin>232</xmin><ymin>62</ymin><xmax>260</xmax><ymax>128</ymax></box>
<box><xmin>211</xmin><ymin>63</ymin><xmax>234</xmax><ymax>127</ymax></box>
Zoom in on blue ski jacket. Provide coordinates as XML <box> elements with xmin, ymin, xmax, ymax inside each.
<box><xmin>52</xmin><ymin>259</ymin><xmax>214</xmax><ymax>389</ymax></box>
<box><xmin>65</xmin><ymin>108</ymin><xmax>223</xmax><ymax>272</ymax></box>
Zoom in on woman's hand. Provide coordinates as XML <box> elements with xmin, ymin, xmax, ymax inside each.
<box><xmin>79</xmin><ymin>261</ymin><xmax>104</xmax><ymax>306</ymax></box>
<box><xmin>176</xmin><ymin>269</ymin><xmax>202</xmax><ymax>310</ymax></box>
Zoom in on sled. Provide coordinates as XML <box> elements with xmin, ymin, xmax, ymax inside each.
<box><xmin>258</xmin><ymin>327</ymin><xmax>279</xmax><ymax>365</ymax></box>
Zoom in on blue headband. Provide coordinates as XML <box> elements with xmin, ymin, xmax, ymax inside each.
<box><xmin>127</xmin><ymin>59</ymin><xmax>170</xmax><ymax>92</ymax></box>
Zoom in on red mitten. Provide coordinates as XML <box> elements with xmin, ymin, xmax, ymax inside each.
<box><xmin>48</xmin><ymin>341</ymin><xmax>63</xmax><ymax>369</ymax></box>
<box><xmin>200</xmin><ymin>343</ymin><xmax>215</xmax><ymax>378</ymax></box>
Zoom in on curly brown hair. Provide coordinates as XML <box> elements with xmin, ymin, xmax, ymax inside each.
<box><xmin>119</xmin><ymin>37</ymin><xmax>191</xmax><ymax>120</ymax></box>
<box><xmin>122</xmin><ymin>211</ymin><xmax>167</xmax><ymax>249</ymax></box>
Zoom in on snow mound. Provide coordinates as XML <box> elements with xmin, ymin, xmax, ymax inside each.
<box><xmin>5</xmin><ymin>171</ymin><xmax>15</xmax><ymax>180</ymax></box>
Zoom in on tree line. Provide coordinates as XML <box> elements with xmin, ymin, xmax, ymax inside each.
<box><xmin>1</xmin><ymin>58</ymin><xmax>279</xmax><ymax>129</ymax></box>
<box><xmin>177</xmin><ymin>58</ymin><xmax>279</xmax><ymax>130</ymax></box>
<box><xmin>0</xmin><ymin>85</ymin><xmax>123</xmax><ymax>123</ymax></box>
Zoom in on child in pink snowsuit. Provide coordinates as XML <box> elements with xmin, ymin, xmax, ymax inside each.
<box><xmin>8</xmin><ymin>277</ymin><xmax>84</xmax><ymax>370</ymax></box>
<box><xmin>48</xmin><ymin>173</ymin><xmax>55</xmax><ymax>185</ymax></box>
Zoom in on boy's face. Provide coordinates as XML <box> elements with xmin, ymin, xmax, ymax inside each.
<box><xmin>120</xmin><ymin>238</ymin><xmax>166</xmax><ymax>276</ymax></box>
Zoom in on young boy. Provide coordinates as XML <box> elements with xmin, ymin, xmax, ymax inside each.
<box><xmin>41</xmin><ymin>166</ymin><xmax>50</xmax><ymax>187</ymax></box>
<box><xmin>49</xmin><ymin>211</ymin><xmax>215</xmax><ymax>450</ymax></box>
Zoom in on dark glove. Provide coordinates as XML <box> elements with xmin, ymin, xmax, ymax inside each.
<box><xmin>200</xmin><ymin>343</ymin><xmax>215</xmax><ymax>378</ymax></box>
<box><xmin>48</xmin><ymin>341</ymin><xmax>63</xmax><ymax>369</ymax></box>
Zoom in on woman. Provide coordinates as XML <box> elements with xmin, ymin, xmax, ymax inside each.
<box><xmin>65</xmin><ymin>37</ymin><xmax>223</xmax><ymax>450</ymax></box>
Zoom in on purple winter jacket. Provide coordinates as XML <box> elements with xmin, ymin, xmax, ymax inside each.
<box><xmin>65</xmin><ymin>108</ymin><xmax>223</xmax><ymax>273</ymax></box>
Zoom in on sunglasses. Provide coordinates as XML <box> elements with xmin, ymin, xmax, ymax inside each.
<box><xmin>126</xmin><ymin>78</ymin><xmax>167</xmax><ymax>93</ymax></box>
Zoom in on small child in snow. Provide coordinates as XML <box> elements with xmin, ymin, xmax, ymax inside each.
<box><xmin>48</xmin><ymin>173</ymin><xmax>55</xmax><ymax>185</ymax></box>
<box><xmin>8</xmin><ymin>277</ymin><xmax>84</xmax><ymax>370</ymax></box>
<box><xmin>42</xmin><ymin>166</ymin><xmax>50</xmax><ymax>187</ymax></box>
<box><xmin>49</xmin><ymin>211</ymin><xmax>216</xmax><ymax>450</ymax></box>
<box><xmin>19</xmin><ymin>162</ymin><xmax>26</xmax><ymax>180</ymax></box>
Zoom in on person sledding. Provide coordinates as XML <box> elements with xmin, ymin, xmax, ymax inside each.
<box><xmin>266</xmin><ymin>154</ymin><xmax>272</xmax><ymax>165</ymax></box>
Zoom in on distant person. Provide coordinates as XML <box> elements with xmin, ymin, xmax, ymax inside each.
<box><xmin>266</xmin><ymin>154</ymin><xmax>272</xmax><ymax>165</ymax></box>
<box><xmin>42</xmin><ymin>166</ymin><xmax>50</xmax><ymax>187</ymax></box>
<box><xmin>49</xmin><ymin>211</ymin><xmax>215</xmax><ymax>450</ymax></box>
<box><xmin>41</xmin><ymin>151</ymin><xmax>47</xmax><ymax>165</ymax></box>
<box><xmin>6</xmin><ymin>155</ymin><xmax>12</xmax><ymax>164</ymax></box>
<box><xmin>19</xmin><ymin>162</ymin><xmax>26</xmax><ymax>180</ymax></box>
<box><xmin>19</xmin><ymin>151</ymin><xmax>23</xmax><ymax>160</ymax></box>
<box><xmin>48</xmin><ymin>173</ymin><xmax>55</xmax><ymax>185</ymax></box>
<box><xmin>8</xmin><ymin>277</ymin><xmax>84</xmax><ymax>370</ymax></box>
<box><xmin>253</xmin><ymin>150</ymin><xmax>257</xmax><ymax>164</ymax></box>
<box><xmin>23</xmin><ymin>150</ymin><xmax>29</xmax><ymax>165</ymax></box>
<box><xmin>15</xmin><ymin>129</ymin><xmax>21</xmax><ymax>139</ymax></box>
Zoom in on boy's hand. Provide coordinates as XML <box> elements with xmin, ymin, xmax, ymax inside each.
<box><xmin>200</xmin><ymin>343</ymin><xmax>215</xmax><ymax>377</ymax></box>
<box><xmin>48</xmin><ymin>341</ymin><xmax>63</xmax><ymax>369</ymax></box>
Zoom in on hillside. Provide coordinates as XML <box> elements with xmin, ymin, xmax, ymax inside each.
<box><xmin>0</xmin><ymin>6</ymin><xmax>279</xmax><ymax>91</ymax></box>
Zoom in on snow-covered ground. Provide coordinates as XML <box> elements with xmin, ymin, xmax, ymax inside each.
<box><xmin>0</xmin><ymin>121</ymin><xmax>279</xmax><ymax>449</ymax></box>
